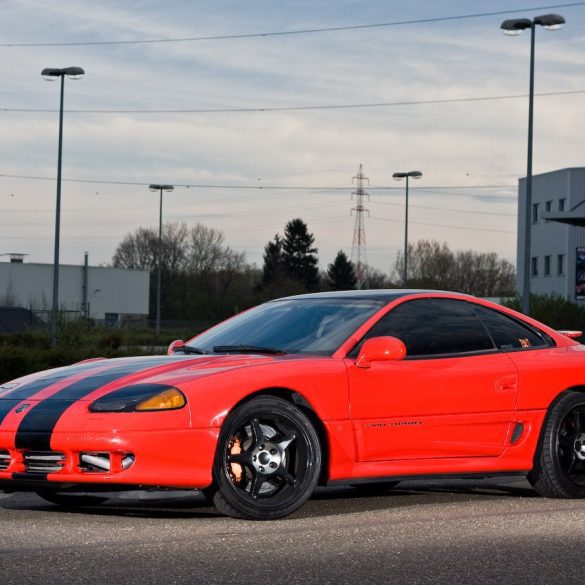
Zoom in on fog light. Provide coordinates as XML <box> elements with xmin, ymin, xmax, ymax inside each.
<box><xmin>122</xmin><ymin>454</ymin><xmax>135</xmax><ymax>470</ymax></box>
<box><xmin>80</xmin><ymin>452</ymin><xmax>111</xmax><ymax>472</ymax></box>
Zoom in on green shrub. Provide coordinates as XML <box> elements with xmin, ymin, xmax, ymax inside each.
<box><xmin>0</xmin><ymin>347</ymin><xmax>156</xmax><ymax>384</ymax></box>
<box><xmin>503</xmin><ymin>293</ymin><xmax>585</xmax><ymax>330</ymax></box>
<box><xmin>0</xmin><ymin>322</ymin><xmax>214</xmax><ymax>383</ymax></box>
<box><xmin>97</xmin><ymin>332</ymin><xmax>123</xmax><ymax>350</ymax></box>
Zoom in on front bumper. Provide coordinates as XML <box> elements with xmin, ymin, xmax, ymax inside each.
<box><xmin>0</xmin><ymin>428</ymin><xmax>219</xmax><ymax>489</ymax></box>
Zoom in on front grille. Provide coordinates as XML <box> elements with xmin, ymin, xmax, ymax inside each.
<box><xmin>24</xmin><ymin>451</ymin><xmax>66</xmax><ymax>473</ymax></box>
<box><xmin>0</xmin><ymin>450</ymin><xmax>10</xmax><ymax>470</ymax></box>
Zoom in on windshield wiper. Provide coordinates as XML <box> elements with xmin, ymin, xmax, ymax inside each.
<box><xmin>182</xmin><ymin>346</ymin><xmax>207</xmax><ymax>355</ymax></box>
<box><xmin>212</xmin><ymin>345</ymin><xmax>287</xmax><ymax>355</ymax></box>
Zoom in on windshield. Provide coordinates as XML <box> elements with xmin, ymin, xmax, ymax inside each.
<box><xmin>187</xmin><ymin>298</ymin><xmax>386</xmax><ymax>356</ymax></box>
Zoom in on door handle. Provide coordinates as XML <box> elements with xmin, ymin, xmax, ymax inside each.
<box><xmin>496</xmin><ymin>375</ymin><xmax>517</xmax><ymax>392</ymax></box>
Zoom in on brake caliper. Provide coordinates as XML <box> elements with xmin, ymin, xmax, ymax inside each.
<box><xmin>228</xmin><ymin>436</ymin><xmax>243</xmax><ymax>483</ymax></box>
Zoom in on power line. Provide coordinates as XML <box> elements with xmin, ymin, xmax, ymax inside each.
<box><xmin>0</xmin><ymin>216</ymin><xmax>516</xmax><ymax>238</ymax></box>
<box><xmin>0</xmin><ymin>215</ymin><xmax>516</xmax><ymax>238</ymax></box>
<box><xmin>373</xmin><ymin>200</ymin><xmax>515</xmax><ymax>217</ymax></box>
<box><xmin>2</xmin><ymin>89</ymin><xmax>584</xmax><ymax>114</ymax></box>
<box><xmin>0</xmin><ymin>173</ymin><xmax>516</xmax><ymax>191</ymax></box>
<box><xmin>1</xmin><ymin>3</ymin><xmax>582</xmax><ymax>47</ymax></box>
<box><xmin>370</xmin><ymin>217</ymin><xmax>515</xmax><ymax>235</ymax></box>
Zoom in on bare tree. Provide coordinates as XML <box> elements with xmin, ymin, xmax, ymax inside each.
<box><xmin>187</xmin><ymin>224</ymin><xmax>228</xmax><ymax>278</ymax></box>
<box><xmin>112</xmin><ymin>223</ymin><xmax>188</xmax><ymax>273</ymax></box>
<box><xmin>393</xmin><ymin>239</ymin><xmax>515</xmax><ymax>296</ymax></box>
<box><xmin>112</xmin><ymin>226</ymin><xmax>158</xmax><ymax>270</ymax></box>
<box><xmin>112</xmin><ymin>222</ymin><xmax>253</xmax><ymax>320</ymax></box>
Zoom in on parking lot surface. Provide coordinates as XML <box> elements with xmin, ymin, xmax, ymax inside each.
<box><xmin>2</xmin><ymin>477</ymin><xmax>585</xmax><ymax>584</ymax></box>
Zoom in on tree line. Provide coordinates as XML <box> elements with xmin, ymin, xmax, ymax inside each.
<box><xmin>112</xmin><ymin>218</ymin><xmax>516</xmax><ymax>322</ymax></box>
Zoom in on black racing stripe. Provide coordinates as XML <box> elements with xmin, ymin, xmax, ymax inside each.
<box><xmin>14</xmin><ymin>357</ymin><xmax>172</xmax><ymax>451</ymax></box>
<box><xmin>0</xmin><ymin>378</ymin><xmax>69</xmax><ymax>426</ymax></box>
<box><xmin>0</xmin><ymin>361</ymin><xmax>125</xmax><ymax>427</ymax></box>
<box><xmin>0</xmin><ymin>357</ymin><xmax>171</xmax><ymax>428</ymax></box>
<box><xmin>0</xmin><ymin>359</ymin><xmax>118</xmax><ymax>402</ymax></box>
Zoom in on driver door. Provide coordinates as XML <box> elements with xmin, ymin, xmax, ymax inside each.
<box><xmin>347</xmin><ymin>298</ymin><xmax>518</xmax><ymax>461</ymax></box>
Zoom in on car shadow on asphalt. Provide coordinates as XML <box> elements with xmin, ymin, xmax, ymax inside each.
<box><xmin>287</xmin><ymin>477</ymin><xmax>539</xmax><ymax>519</ymax></box>
<box><xmin>0</xmin><ymin>477</ymin><xmax>539</xmax><ymax>520</ymax></box>
<box><xmin>0</xmin><ymin>491</ymin><xmax>220</xmax><ymax>519</ymax></box>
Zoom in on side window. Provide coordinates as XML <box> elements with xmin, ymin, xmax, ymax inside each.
<box><xmin>352</xmin><ymin>298</ymin><xmax>494</xmax><ymax>358</ymax></box>
<box><xmin>473</xmin><ymin>305</ymin><xmax>553</xmax><ymax>350</ymax></box>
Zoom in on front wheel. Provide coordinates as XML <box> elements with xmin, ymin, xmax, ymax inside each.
<box><xmin>529</xmin><ymin>391</ymin><xmax>585</xmax><ymax>498</ymax></box>
<box><xmin>211</xmin><ymin>396</ymin><xmax>321</xmax><ymax>520</ymax></box>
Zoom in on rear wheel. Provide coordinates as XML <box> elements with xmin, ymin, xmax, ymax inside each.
<box><xmin>529</xmin><ymin>391</ymin><xmax>585</xmax><ymax>498</ymax></box>
<box><xmin>211</xmin><ymin>396</ymin><xmax>321</xmax><ymax>520</ymax></box>
<box><xmin>35</xmin><ymin>490</ymin><xmax>108</xmax><ymax>507</ymax></box>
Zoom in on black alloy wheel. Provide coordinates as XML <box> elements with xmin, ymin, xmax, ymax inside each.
<box><xmin>529</xmin><ymin>391</ymin><xmax>585</xmax><ymax>498</ymax></box>
<box><xmin>211</xmin><ymin>396</ymin><xmax>321</xmax><ymax>520</ymax></box>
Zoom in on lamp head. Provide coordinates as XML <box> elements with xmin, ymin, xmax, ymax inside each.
<box><xmin>501</xmin><ymin>18</ymin><xmax>532</xmax><ymax>35</ymax></box>
<box><xmin>534</xmin><ymin>13</ymin><xmax>565</xmax><ymax>30</ymax></box>
<box><xmin>149</xmin><ymin>184</ymin><xmax>174</xmax><ymax>192</ymax></box>
<box><xmin>393</xmin><ymin>171</ymin><xmax>422</xmax><ymax>181</ymax></box>
<box><xmin>41</xmin><ymin>67</ymin><xmax>85</xmax><ymax>80</ymax></box>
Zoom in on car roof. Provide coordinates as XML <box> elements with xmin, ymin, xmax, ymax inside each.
<box><xmin>271</xmin><ymin>289</ymin><xmax>463</xmax><ymax>302</ymax></box>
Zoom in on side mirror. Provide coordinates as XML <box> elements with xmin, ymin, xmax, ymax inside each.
<box><xmin>167</xmin><ymin>339</ymin><xmax>185</xmax><ymax>355</ymax></box>
<box><xmin>355</xmin><ymin>336</ymin><xmax>407</xmax><ymax>368</ymax></box>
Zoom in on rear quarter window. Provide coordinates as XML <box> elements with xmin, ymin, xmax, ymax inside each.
<box><xmin>473</xmin><ymin>305</ymin><xmax>553</xmax><ymax>350</ymax></box>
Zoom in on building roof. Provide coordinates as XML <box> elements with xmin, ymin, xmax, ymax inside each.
<box><xmin>542</xmin><ymin>211</ymin><xmax>585</xmax><ymax>227</ymax></box>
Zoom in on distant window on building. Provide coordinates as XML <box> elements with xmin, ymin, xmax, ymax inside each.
<box><xmin>544</xmin><ymin>256</ymin><xmax>551</xmax><ymax>276</ymax></box>
<box><xmin>558</xmin><ymin>254</ymin><xmax>565</xmax><ymax>276</ymax></box>
<box><xmin>532</xmin><ymin>203</ymin><xmax>539</xmax><ymax>223</ymax></box>
<box><xmin>105</xmin><ymin>313</ymin><xmax>119</xmax><ymax>327</ymax></box>
<box><xmin>559</xmin><ymin>198</ymin><xmax>566</xmax><ymax>211</ymax></box>
<box><xmin>545</xmin><ymin>201</ymin><xmax>552</xmax><ymax>212</ymax></box>
<box><xmin>531</xmin><ymin>257</ymin><xmax>538</xmax><ymax>277</ymax></box>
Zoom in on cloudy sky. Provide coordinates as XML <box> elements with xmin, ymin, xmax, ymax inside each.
<box><xmin>1</xmin><ymin>0</ymin><xmax>584</xmax><ymax>275</ymax></box>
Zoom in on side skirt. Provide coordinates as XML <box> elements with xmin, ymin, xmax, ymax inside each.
<box><xmin>327</xmin><ymin>470</ymin><xmax>530</xmax><ymax>487</ymax></box>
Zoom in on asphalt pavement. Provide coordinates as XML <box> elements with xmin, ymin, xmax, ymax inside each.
<box><xmin>1</xmin><ymin>477</ymin><xmax>584</xmax><ymax>584</ymax></box>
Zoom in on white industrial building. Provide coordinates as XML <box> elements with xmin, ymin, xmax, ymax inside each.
<box><xmin>0</xmin><ymin>256</ymin><xmax>150</xmax><ymax>325</ymax></box>
<box><xmin>517</xmin><ymin>167</ymin><xmax>585</xmax><ymax>303</ymax></box>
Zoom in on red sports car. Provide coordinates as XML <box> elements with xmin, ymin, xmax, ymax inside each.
<box><xmin>1</xmin><ymin>290</ymin><xmax>585</xmax><ymax>519</ymax></box>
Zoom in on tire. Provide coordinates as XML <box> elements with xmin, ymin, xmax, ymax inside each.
<box><xmin>529</xmin><ymin>391</ymin><xmax>585</xmax><ymax>498</ymax></box>
<box><xmin>35</xmin><ymin>490</ymin><xmax>109</xmax><ymax>508</ymax></box>
<box><xmin>211</xmin><ymin>396</ymin><xmax>321</xmax><ymax>520</ymax></box>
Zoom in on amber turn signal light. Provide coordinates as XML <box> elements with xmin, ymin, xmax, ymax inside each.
<box><xmin>135</xmin><ymin>388</ymin><xmax>186</xmax><ymax>411</ymax></box>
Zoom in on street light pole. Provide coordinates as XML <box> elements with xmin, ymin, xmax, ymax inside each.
<box><xmin>41</xmin><ymin>67</ymin><xmax>85</xmax><ymax>348</ymax></box>
<box><xmin>393</xmin><ymin>171</ymin><xmax>423</xmax><ymax>288</ymax></box>
<box><xmin>501</xmin><ymin>13</ymin><xmax>565</xmax><ymax>315</ymax></box>
<box><xmin>149</xmin><ymin>184</ymin><xmax>174</xmax><ymax>341</ymax></box>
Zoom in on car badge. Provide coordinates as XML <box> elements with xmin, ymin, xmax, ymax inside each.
<box><xmin>15</xmin><ymin>404</ymin><xmax>30</xmax><ymax>414</ymax></box>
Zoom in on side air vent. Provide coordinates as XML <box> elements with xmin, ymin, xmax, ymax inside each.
<box><xmin>510</xmin><ymin>422</ymin><xmax>525</xmax><ymax>445</ymax></box>
<box><xmin>0</xmin><ymin>450</ymin><xmax>10</xmax><ymax>470</ymax></box>
<box><xmin>24</xmin><ymin>451</ymin><xmax>66</xmax><ymax>473</ymax></box>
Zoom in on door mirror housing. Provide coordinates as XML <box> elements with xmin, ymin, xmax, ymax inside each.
<box><xmin>355</xmin><ymin>336</ymin><xmax>407</xmax><ymax>368</ymax></box>
<box><xmin>167</xmin><ymin>339</ymin><xmax>186</xmax><ymax>355</ymax></box>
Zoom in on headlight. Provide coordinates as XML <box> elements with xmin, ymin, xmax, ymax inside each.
<box><xmin>89</xmin><ymin>384</ymin><xmax>186</xmax><ymax>413</ymax></box>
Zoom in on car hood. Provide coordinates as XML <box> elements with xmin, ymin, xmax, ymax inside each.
<box><xmin>0</xmin><ymin>353</ymin><xmax>295</xmax><ymax>403</ymax></box>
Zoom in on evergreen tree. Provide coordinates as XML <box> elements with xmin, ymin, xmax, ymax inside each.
<box><xmin>282</xmin><ymin>218</ymin><xmax>319</xmax><ymax>290</ymax></box>
<box><xmin>262</xmin><ymin>234</ymin><xmax>284</xmax><ymax>285</ymax></box>
<box><xmin>327</xmin><ymin>251</ymin><xmax>357</xmax><ymax>290</ymax></box>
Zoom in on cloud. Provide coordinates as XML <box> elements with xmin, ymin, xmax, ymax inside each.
<box><xmin>1</xmin><ymin>0</ymin><xmax>584</xmax><ymax>271</ymax></box>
